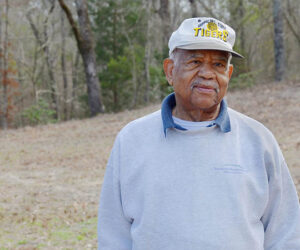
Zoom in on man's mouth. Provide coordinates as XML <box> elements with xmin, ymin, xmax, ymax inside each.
<box><xmin>192</xmin><ymin>84</ymin><xmax>218</xmax><ymax>93</ymax></box>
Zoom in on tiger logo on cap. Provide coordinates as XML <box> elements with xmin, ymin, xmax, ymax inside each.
<box><xmin>194</xmin><ymin>21</ymin><xmax>228</xmax><ymax>42</ymax></box>
<box><xmin>207</xmin><ymin>22</ymin><xmax>217</xmax><ymax>31</ymax></box>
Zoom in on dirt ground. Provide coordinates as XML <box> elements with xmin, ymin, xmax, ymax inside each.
<box><xmin>0</xmin><ymin>80</ymin><xmax>299</xmax><ymax>249</ymax></box>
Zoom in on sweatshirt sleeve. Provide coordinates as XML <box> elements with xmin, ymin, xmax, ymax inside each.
<box><xmin>262</xmin><ymin>160</ymin><xmax>300</xmax><ymax>250</ymax></box>
<box><xmin>98</xmin><ymin>136</ymin><xmax>132</xmax><ymax>250</ymax></box>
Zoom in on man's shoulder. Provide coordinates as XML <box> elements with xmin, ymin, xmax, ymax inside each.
<box><xmin>118</xmin><ymin>110</ymin><xmax>162</xmax><ymax>138</ymax></box>
<box><xmin>228</xmin><ymin>107</ymin><xmax>267</xmax><ymax>128</ymax></box>
<box><xmin>228</xmin><ymin>107</ymin><xmax>264</xmax><ymax>125</ymax></box>
<box><xmin>228</xmin><ymin>107</ymin><xmax>276</xmax><ymax>140</ymax></box>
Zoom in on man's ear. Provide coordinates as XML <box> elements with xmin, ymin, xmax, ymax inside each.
<box><xmin>163</xmin><ymin>58</ymin><xmax>174</xmax><ymax>86</ymax></box>
<box><xmin>228</xmin><ymin>64</ymin><xmax>233</xmax><ymax>80</ymax></box>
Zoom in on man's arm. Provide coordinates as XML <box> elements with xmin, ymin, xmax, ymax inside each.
<box><xmin>98</xmin><ymin>138</ymin><xmax>132</xmax><ymax>250</ymax></box>
<box><xmin>262</xmin><ymin>160</ymin><xmax>300</xmax><ymax>249</ymax></box>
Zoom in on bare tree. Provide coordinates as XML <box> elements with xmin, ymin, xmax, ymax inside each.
<box><xmin>0</xmin><ymin>0</ymin><xmax>9</xmax><ymax>129</ymax></box>
<box><xmin>273</xmin><ymin>0</ymin><xmax>285</xmax><ymax>81</ymax></box>
<box><xmin>189</xmin><ymin>0</ymin><xmax>198</xmax><ymax>18</ymax></box>
<box><xmin>159</xmin><ymin>0</ymin><xmax>171</xmax><ymax>56</ymax></box>
<box><xmin>58</xmin><ymin>0</ymin><xmax>104</xmax><ymax>116</ymax></box>
<box><xmin>26</xmin><ymin>2</ymin><xmax>59</xmax><ymax>119</ymax></box>
<box><xmin>60</xmin><ymin>9</ymin><xmax>69</xmax><ymax>120</ymax></box>
<box><xmin>143</xmin><ymin>0</ymin><xmax>153</xmax><ymax>104</ymax></box>
<box><xmin>2</xmin><ymin>0</ymin><xmax>300</xmax><ymax>128</ymax></box>
<box><xmin>0</xmin><ymin>4</ymin><xmax>3</xmax><ymax>128</ymax></box>
<box><xmin>227</xmin><ymin>0</ymin><xmax>248</xmax><ymax>72</ymax></box>
<box><xmin>284</xmin><ymin>0</ymin><xmax>300</xmax><ymax>45</ymax></box>
<box><xmin>71</xmin><ymin>51</ymin><xmax>80</xmax><ymax>118</ymax></box>
<box><xmin>197</xmin><ymin>0</ymin><xmax>217</xmax><ymax>18</ymax></box>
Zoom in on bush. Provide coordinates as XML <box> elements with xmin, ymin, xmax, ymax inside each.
<box><xmin>22</xmin><ymin>99</ymin><xmax>57</xmax><ymax>126</ymax></box>
<box><xmin>229</xmin><ymin>72</ymin><xmax>256</xmax><ymax>90</ymax></box>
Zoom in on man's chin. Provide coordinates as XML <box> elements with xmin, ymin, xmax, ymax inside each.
<box><xmin>191</xmin><ymin>99</ymin><xmax>219</xmax><ymax>112</ymax></box>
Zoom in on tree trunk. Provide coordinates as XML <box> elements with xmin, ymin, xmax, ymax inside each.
<box><xmin>189</xmin><ymin>0</ymin><xmax>198</xmax><ymax>18</ymax></box>
<box><xmin>144</xmin><ymin>0</ymin><xmax>152</xmax><ymax>103</ymax></box>
<box><xmin>61</xmin><ymin>9</ymin><xmax>69</xmax><ymax>120</ymax></box>
<box><xmin>58</xmin><ymin>0</ymin><xmax>104</xmax><ymax>116</ymax></box>
<box><xmin>238</xmin><ymin>0</ymin><xmax>245</xmax><ymax>54</ymax></box>
<box><xmin>237</xmin><ymin>0</ymin><xmax>248</xmax><ymax>72</ymax></box>
<box><xmin>273</xmin><ymin>0</ymin><xmax>285</xmax><ymax>81</ymax></box>
<box><xmin>198</xmin><ymin>1</ymin><xmax>217</xmax><ymax>19</ymax></box>
<box><xmin>158</xmin><ymin>0</ymin><xmax>171</xmax><ymax>99</ymax></box>
<box><xmin>43</xmin><ymin>24</ymin><xmax>59</xmax><ymax>119</ymax></box>
<box><xmin>0</xmin><ymin>0</ymin><xmax>9</xmax><ymax>129</ymax></box>
<box><xmin>26</xmin><ymin>4</ymin><xmax>59</xmax><ymax>119</ymax></box>
<box><xmin>227</xmin><ymin>0</ymin><xmax>248</xmax><ymax>73</ymax></box>
<box><xmin>0</xmin><ymin>5</ymin><xmax>4</xmax><ymax>128</ymax></box>
<box><xmin>71</xmin><ymin>51</ymin><xmax>80</xmax><ymax>118</ymax></box>
<box><xmin>124</xmin><ymin>32</ymin><xmax>138</xmax><ymax>109</ymax></box>
<box><xmin>32</xmin><ymin>40</ymin><xmax>38</xmax><ymax>103</ymax></box>
<box><xmin>112</xmin><ymin>7</ymin><xmax>119</xmax><ymax>110</ymax></box>
<box><xmin>159</xmin><ymin>0</ymin><xmax>170</xmax><ymax>57</ymax></box>
<box><xmin>284</xmin><ymin>0</ymin><xmax>300</xmax><ymax>45</ymax></box>
<box><xmin>16</xmin><ymin>42</ymin><xmax>25</xmax><ymax>127</ymax></box>
<box><xmin>113</xmin><ymin>84</ymin><xmax>118</xmax><ymax>112</ymax></box>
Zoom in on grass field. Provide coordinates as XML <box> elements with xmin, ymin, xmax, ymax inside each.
<box><xmin>0</xmin><ymin>80</ymin><xmax>299</xmax><ymax>249</ymax></box>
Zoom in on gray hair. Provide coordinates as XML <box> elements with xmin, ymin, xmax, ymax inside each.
<box><xmin>169</xmin><ymin>49</ymin><xmax>179</xmax><ymax>66</ymax></box>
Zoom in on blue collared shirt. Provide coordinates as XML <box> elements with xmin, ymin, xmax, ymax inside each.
<box><xmin>161</xmin><ymin>93</ymin><xmax>231</xmax><ymax>136</ymax></box>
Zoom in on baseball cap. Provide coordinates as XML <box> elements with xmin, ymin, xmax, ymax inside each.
<box><xmin>168</xmin><ymin>17</ymin><xmax>243</xmax><ymax>58</ymax></box>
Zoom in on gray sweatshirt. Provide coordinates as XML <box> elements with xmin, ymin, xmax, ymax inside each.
<box><xmin>98</xmin><ymin>94</ymin><xmax>300</xmax><ymax>250</ymax></box>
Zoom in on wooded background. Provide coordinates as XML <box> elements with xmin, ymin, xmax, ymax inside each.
<box><xmin>0</xmin><ymin>0</ymin><xmax>299</xmax><ymax>129</ymax></box>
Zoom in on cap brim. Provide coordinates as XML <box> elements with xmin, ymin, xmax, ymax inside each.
<box><xmin>176</xmin><ymin>43</ymin><xmax>244</xmax><ymax>58</ymax></box>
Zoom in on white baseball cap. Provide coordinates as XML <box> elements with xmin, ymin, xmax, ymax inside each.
<box><xmin>169</xmin><ymin>17</ymin><xmax>243</xmax><ymax>58</ymax></box>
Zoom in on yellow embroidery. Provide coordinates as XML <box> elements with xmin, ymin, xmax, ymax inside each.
<box><xmin>217</xmin><ymin>30</ymin><xmax>223</xmax><ymax>39</ymax></box>
<box><xmin>223</xmin><ymin>30</ymin><xmax>228</xmax><ymax>42</ymax></box>
<box><xmin>201</xmin><ymin>28</ymin><xmax>205</xmax><ymax>36</ymax></box>
<box><xmin>207</xmin><ymin>22</ymin><xmax>217</xmax><ymax>31</ymax></box>
<box><xmin>194</xmin><ymin>28</ymin><xmax>201</xmax><ymax>37</ymax></box>
<box><xmin>205</xmin><ymin>29</ymin><xmax>211</xmax><ymax>37</ymax></box>
<box><xmin>193</xmin><ymin>22</ymin><xmax>228</xmax><ymax>42</ymax></box>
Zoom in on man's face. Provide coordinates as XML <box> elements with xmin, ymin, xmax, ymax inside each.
<box><xmin>164</xmin><ymin>49</ymin><xmax>233</xmax><ymax>113</ymax></box>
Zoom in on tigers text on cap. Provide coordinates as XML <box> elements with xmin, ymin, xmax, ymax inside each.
<box><xmin>168</xmin><ymin>17</ymin><xmax>243</xmax><ymax>58</ymax></box>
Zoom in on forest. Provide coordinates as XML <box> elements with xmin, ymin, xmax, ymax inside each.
<box><xmin>0</xmin><ymin>0</ymin><xmax>299</xmax><ymax>129</ymax></box>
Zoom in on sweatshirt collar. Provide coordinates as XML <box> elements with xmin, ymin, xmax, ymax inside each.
<box><xmin>161</xmin><ymin>93</ymin><xmax>231</xmax><ymax>136</ymax></box>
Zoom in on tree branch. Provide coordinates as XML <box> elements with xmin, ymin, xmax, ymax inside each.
<box><xmin>57</xmin><ymin>0</ymin><xmax>83</xmax><ymax>52</ymax></box>
<box><xmin>284</xmin><ymin>12</ymin><xmax>300</xmax><ymax>45</ymax></box>
<box><xmin>26</xmin><ymin>11</ymin><xmax>43</xmax><ymax>48</ymax></box>
<box><xmin>197</xmin><ymin>1</ymin><xmax>217</xmax><ymax>19</ymax></box>
<box><xmin>44</xmin><ymin>0</ymin><xmax>55</xmax><ymax>25</ymax></box>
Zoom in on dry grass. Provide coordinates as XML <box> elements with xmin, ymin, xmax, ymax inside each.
<box><xmin>0</xmin><ymin>80</ymin><xmax>299</xmax><ymax>249</ymax></box>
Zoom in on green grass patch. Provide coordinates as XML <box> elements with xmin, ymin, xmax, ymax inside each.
<box><xmin>51</xmin><ymin>230</ymin><xmax>76</xmax><ymax>241</ymax></box>
<box><xmin>47</xmin><ymin>216</ymin><xmax>97</xmax><ymax>246</ymax></box>
<box><xmin>0</xmin><ymin>216</ymin><xmax>98</xmax><ymax>249</ymax></box>
<box><xmin>18</xmin><ymin>239</ymin><xmax>27</xmax><ymax>245</ymax></box>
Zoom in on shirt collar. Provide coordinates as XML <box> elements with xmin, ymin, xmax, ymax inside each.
<box><xmin>161</xmin><ymin>92</ymin><xmax>231</xmax><ymax>136</ymax></box>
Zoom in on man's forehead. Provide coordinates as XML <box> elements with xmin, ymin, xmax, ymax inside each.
<box><xmin>177</xmin><ymin>49</ymin><xmax>230</xmax><ymax>60</ymax></box>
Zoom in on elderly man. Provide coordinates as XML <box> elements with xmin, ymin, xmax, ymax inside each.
<box><xmin>98</xmin><ymin>17</ymin><xmax>300</xmax><ymax>250</ymax></box>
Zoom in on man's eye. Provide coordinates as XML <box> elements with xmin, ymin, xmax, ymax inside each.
<box><xmin>186</xmin><ymin>60</ymin><xmax>201</xmax><ymax>68</ymax></box>
<box><xmin>214</xmin><ymin>62</ymin><xmax>225</xmax><ymax>67</ymax></box>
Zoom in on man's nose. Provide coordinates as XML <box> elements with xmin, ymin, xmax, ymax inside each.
<box><xmin>197</xmin><ymin>63</ymin><xmax>215</xmax><ymax>79</ymax></box>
